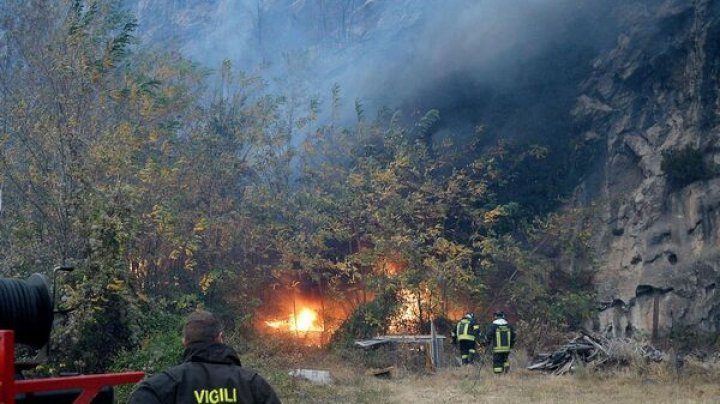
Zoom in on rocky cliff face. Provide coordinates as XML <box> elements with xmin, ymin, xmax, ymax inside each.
<box><xmin>575</xmin><ymin>0</ymin><xmax>720</xmax><ymax>339</ymax></box>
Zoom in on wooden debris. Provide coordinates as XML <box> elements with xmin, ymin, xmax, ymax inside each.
<box><xmin>367</xmin><ymin>366</ymin><xmax>394</xmax><ymax>378</ymax></box>
<box><xmin>527</xmin><ymin>332</ymin><xmax>665</xmax><ymax>375</ymax></box>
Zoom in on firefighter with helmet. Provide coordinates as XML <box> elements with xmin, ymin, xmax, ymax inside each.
<box><xmin>485</xmin><ymin>311</ymin><xmax>516</xmax><ymax>374</ymax></box>
<box><xmin>129</xmin><ymin>310</ymin><xmax>280</xmax><ymax>403</ymax></box>
<box><xmin>451</xmin><ymin>312</ymin><xmax>481</xmax><ymax>364</ymax></box>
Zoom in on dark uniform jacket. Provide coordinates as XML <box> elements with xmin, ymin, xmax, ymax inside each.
<box><xmin>484</xmin><ymin>318</ymin><xmax>516</xmax><ymax>351</ymax></box>
<box><xmin>129</xmin><ymin>342</ymin><xmax>281</xmax><ymax>404</ymax></box>
<box><xmin>451</xmin><ymin>317</ymin><xmax>481</xmax><ymax>343</ymax></box>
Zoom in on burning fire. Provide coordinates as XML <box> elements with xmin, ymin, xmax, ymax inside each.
<box><xmin>265</xmin><ymin>319</ymin><xmax>285</xmax><ymax>329</ymax></box>
<box><xmin>265</xmin><ymin>307</ymin><xmax>324</xmax><ymax>333</ymax></box>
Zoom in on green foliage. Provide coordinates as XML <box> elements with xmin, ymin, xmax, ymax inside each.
<box><xmin>109</xmin><ymin>309</ymin><xmax>185</xmax><ymax>402</ymax></box>
<box><xmin>661</xmin><ymin>145</ymin><xmax>713</xmax><ymax>190</ymax></box>
<box><xmin>665</xmin><ymin>325</ymin><xmax>720</xmax><ymax>353</ymax></box>
<box><xmin>417</xmin><ymin>109</ymin><xmax>440</xmax><ymax>136</ymax></box>
<box><xmin>331</xmin><ymin>289</ymin><xmax>400</xmax><ymax>346</ymax></box>
<box><xmin>457</xmin><ymin>205</ymin><xmax>599</xmax><ymax>348</ymax></box>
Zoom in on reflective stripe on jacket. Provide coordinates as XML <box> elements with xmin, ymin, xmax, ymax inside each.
<box><xmin>485</xmin><ymin>319</ymin><xmax>516</xmax><ymax>353</ymax></box>
<box><xmin>455</xmin><ymin>318</ymin><xmax>480</xmax><ymax>342</ymax></box>
<box><xmin>128</xmin><ymin>342</ymin><xmax>281</xmax><ymax>404</ymax></box>
<box><xmin>493</xmin><ymin>325</ymin><xmax>512</xmax><ymax>353</ymax></box>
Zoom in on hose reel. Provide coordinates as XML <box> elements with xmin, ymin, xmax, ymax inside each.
<box><xmin>0</xmin><ymin>274</ymin><xmax>53</xmax><ymax>349</ymax></box>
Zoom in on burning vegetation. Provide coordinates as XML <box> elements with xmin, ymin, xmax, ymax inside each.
<box><xmin>256</xmin><ymin>276</ymin><xmax>365</xmax><ymax>345</ymax></box>
<box><xmin>265</xmin><ymin>307</ymin><xmax>324</xmax><ymax>333</ymax></box>
<box><xmin>256</xmin><ymin>258</ymin><xmax>481</xmax><ymax>345</ymax></box>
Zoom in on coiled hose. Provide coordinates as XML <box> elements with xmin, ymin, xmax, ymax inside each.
<box><xmin>0</xmin><ymin>273</ymin><xmax>53</xmax><ymax>348</ymax></box>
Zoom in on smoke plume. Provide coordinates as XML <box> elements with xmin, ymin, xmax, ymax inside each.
<box><xmin>130</xmin><ymin>0</ymin><xmax>631</xmax><ymax>139</ymax></box>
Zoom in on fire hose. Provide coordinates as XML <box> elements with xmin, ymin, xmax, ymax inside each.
<box><xmin>0</xmin><ymin>274</ymin><xmax>53</xmax><ymax>349</ymax></box>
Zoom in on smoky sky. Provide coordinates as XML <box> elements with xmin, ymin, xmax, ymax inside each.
<box><xmin>130</xmin><ymin>0</ymin><xmax>632</xmax><ymax>137</ymax></box>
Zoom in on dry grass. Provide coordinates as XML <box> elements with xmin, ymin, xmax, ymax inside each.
<box><xmin>388</xmin><ymin>367</ymin><xmax>720</xmax><ymax>404</ymax></box>
<box><xmin>244</xmin><ymin>347</ymin><xmax>720</xmax><ymax>404</ymax></box>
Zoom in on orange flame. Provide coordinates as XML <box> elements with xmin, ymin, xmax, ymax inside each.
<box><xmin>290</xmin><ymin>307</ymin><xmax>323</xmax><ymax>332</ymax></box>
<box><xmin>264</xmin><ymin>307</ymin><xmax>324</xmax><ymax>333</ymax></box>
<box><xmin>265</xmin><ymin>319</ymin><xmax>285</xmax><ymax>329</ymax></box>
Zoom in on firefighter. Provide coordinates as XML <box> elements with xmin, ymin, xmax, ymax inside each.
<box><xmin>129</xmin><ymin>310</ymin><xmax>280</xmax><ymax>404</ymax></box>
<box><xmin>485</xmin><ymin>311</ymin><xmax>516</xmax><ymax>374</ymax></box>
<box><xmin>451</xmin><ymin>312</ymin><xmax>481</xmax><ymax>364</ymax></box>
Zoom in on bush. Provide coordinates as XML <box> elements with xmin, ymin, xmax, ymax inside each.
<box><xmin>330</xmin><ymin>290</ymin><xmax>399</xmax><ymax>347</ymax></box>
<box><xmin>661</xmin><ymin>146</ymin><xmax>713</xmax><ymax>190</ymax></box>
<box><xmin>108</xmin><ymin>311</ymin><xmax>184</xmax><ymax>401</ymax></box>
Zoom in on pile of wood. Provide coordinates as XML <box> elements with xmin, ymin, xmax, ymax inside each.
<box><xmin>527</xmin><ymin>332</ymin><xmax>664</xmax><ymax>375</ymax></box>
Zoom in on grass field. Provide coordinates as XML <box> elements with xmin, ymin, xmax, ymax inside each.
<box><xmin>244</xmin><ymin>347</ymin><xmax>720</xmax><ymax>403</ymax></box>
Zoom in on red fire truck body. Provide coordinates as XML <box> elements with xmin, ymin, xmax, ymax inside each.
<box><xmin>0</xmin><ymin>330</ymin><xmax>143</xmax><ymax>404</ymax></box>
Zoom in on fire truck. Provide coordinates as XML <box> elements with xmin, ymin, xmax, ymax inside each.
<box><xmin>0</xmin><ymin>270</ymin><xmax>143</xmax><ymax>403</ymax></box>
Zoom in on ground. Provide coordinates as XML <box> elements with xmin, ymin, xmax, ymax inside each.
<box><xmin>243</xmin><ymin>345</ymin><xmax>720</xmax><ymax>404</ymax></box>
<box><xmin>382</xmin><ymin>368</ymin><xmax>720</xmax><ymax>403</ymax></box>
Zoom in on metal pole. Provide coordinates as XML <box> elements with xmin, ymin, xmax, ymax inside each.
<box><xmin>652</xmin><ymin>293</ymin><xmax>660</xmax><ymax>343</ymax></box>
<box><xmin>430</xmin><ymin>320</ymin><xmax>441</xmax><ymax>369</ymax></box>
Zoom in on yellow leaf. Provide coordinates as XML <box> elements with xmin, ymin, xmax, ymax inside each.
<box><xmin>193</xmin><ymin>219</ymin><xmax>207</xmax><ymax>234</ymax></box>
<box><xmin>106</xmin><ymin>278</ymin><xmax>125</xmax><ymax>292</ymax></box>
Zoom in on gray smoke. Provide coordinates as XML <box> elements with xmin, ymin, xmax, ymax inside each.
<box><xmin>130</xmin><ymin>0</ymin><xmax>631</xmax><ymax>136</ymax></box>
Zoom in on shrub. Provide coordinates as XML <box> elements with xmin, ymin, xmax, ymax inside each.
<box><xmin>661</xmin><ymin>146</ymin><xmax>712</xmax><ymax>190</ymax></box>
<box><xmin>108</xmin><ymin>308</ymin><xmax>185</xmax><ymax>402</ymax></box>
<box><xmin>330</xmin><ymin>290</ymin><xmax>399</xmax><ymax>347</ymax></box>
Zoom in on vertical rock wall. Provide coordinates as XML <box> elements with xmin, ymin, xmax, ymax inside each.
<box><xmin>576</xmin><ymin>0</ymin><xmax>720</xmax><ymax>338</ymax></box>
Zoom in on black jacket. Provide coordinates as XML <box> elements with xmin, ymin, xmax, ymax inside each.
<box><xmin>484</xmin><ymin>319</ymin><xmax>516</xmax><ymax>349</ymax></box>
<box><xmin>128</xmin><ymin>342</ymin><xmax>281</xmax><ymax>404</ymax></box>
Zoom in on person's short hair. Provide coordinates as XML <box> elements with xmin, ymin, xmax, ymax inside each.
<box><xmin>183</xmin><ymin>310</ymin><xmax>222</xmax><ymax>344</ymax></box>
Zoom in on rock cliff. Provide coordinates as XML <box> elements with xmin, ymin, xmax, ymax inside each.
<box><xmin>575</xmin><ymin>0</ymin><xmax>720</xmax><ymax>339</ymax></box>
